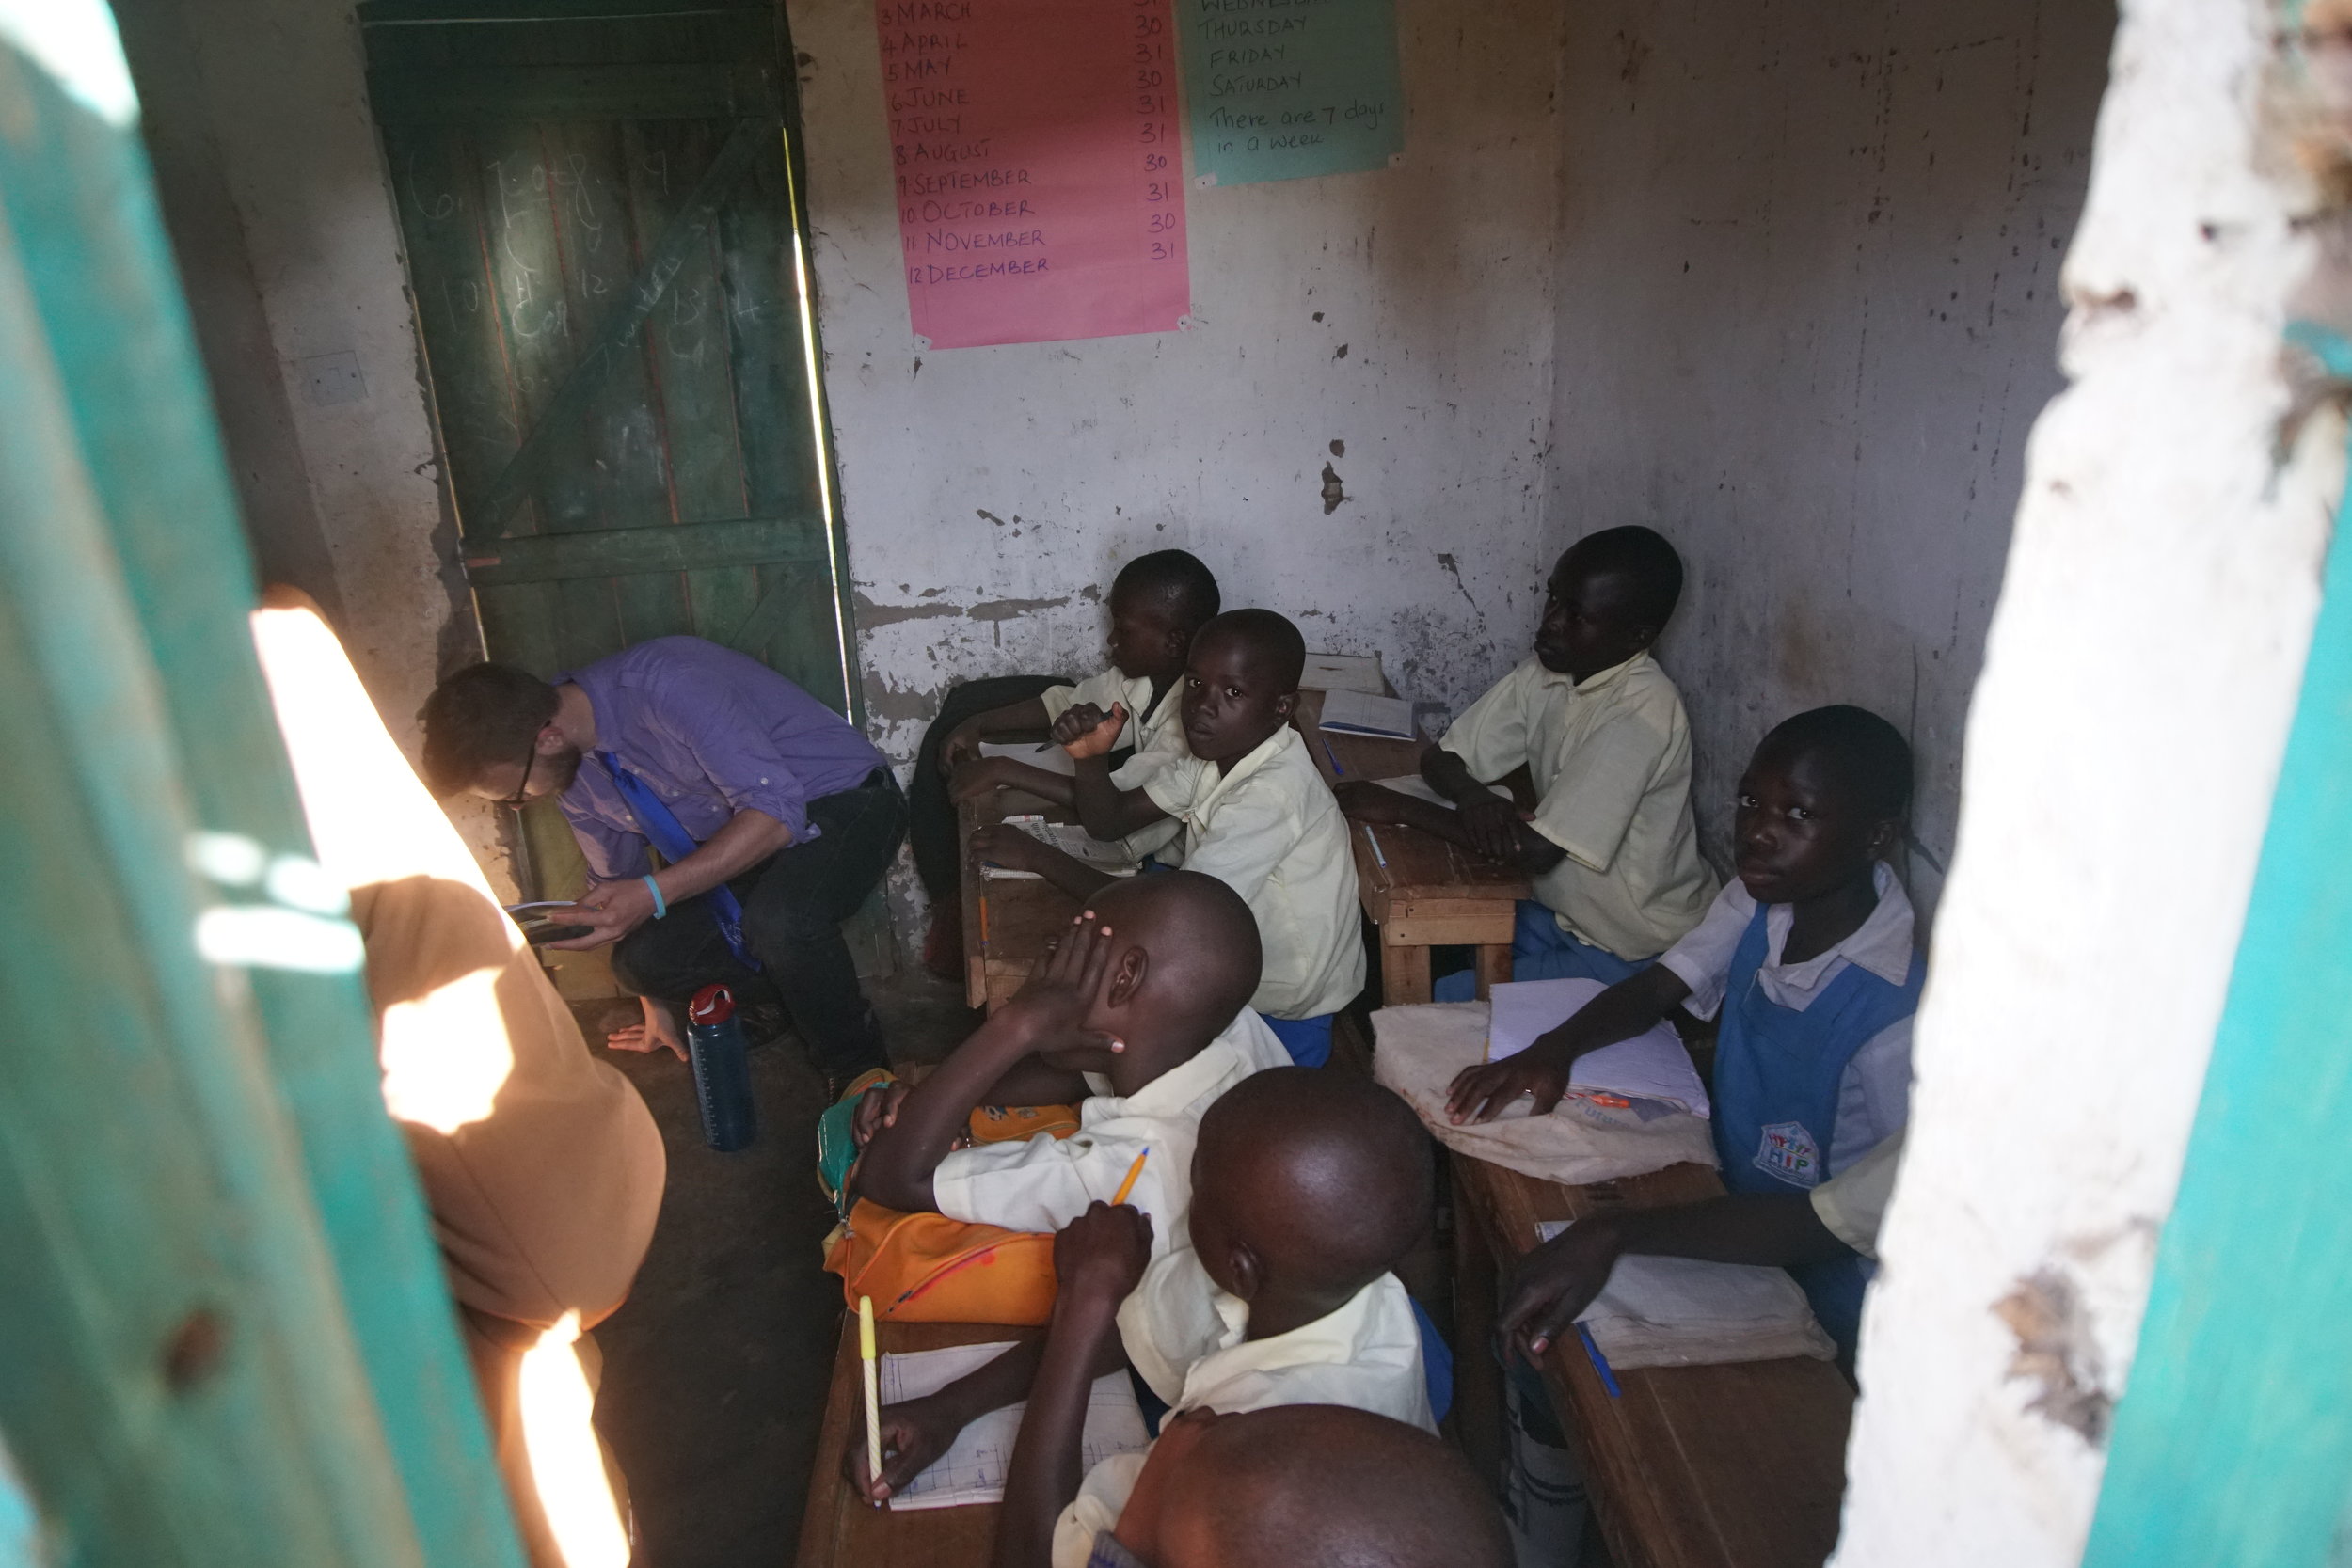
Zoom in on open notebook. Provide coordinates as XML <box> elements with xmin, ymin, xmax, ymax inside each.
<box><xmin>1486</xmin><ymin>976</ymin><xmax>1709</xmax><ymax>1117</ymax></box>
<box><xmin>979</xmin><ymin>814</ymin><xmax>1140</xmax><ymax>880</ymax></box>
<box><xmin>880</xmin><ymin>1341</ymin><xmax>1152</xmax><ymax>1511</ymax></box>
<box><xmin>979</xmin><ymin>740</ymin><xmax>1076</xmax><ymax>778</ymax></box>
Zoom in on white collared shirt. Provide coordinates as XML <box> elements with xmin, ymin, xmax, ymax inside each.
<box><xmin>1042</xmin><ymin>666</ymin><xmax>1188</xmax><ymax>858</ymax></box>
<box><xmin>1658</xmin><ymin>863</ymin><xmax>1918</xmax><ymax>1172</ymax></box>
<box><xmin>1440</xmin><ymin>651</ymin><xmax>1717</xmax><ymax>961</ymax></box>
<box><xmin>1053</xmin><ymin>1263</ymin><xmax>1435</xmax><ymax>1568</ymax></box>
<box><xmin>932</xmin><ymin>1008</ymin><xmax>1290</xmax><ymax>1259</ymax></box>
<box><xmin>1142</xmin><ymin>726</ymin><xmax>1366</xmax><ymax>1019</ymax></box>
<box><xmin>1117</xmin><ymin>1249</ymin><xmax>1435</xmax><ymax>1428</ymax></box>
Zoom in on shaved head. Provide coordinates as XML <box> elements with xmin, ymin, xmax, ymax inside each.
<box><xmin>1149</xmin><ymin>1406</ymin><xmax>1510</xmax><ymax>1568</ymax></box>
<box><xmin>1089</xmin><ymin>870</ymin><xmax>1263</xmax><ymax>1041</ymax></box>
<box><xmin>1192</xmin><ymin>1069</ymin><xmax>1432</xmax><ymax>1299</ymax></box>
<box><xmin>1193</xmin><ymin>608</ymin><xmax>1307</xmax><ymax>691</ymax></box>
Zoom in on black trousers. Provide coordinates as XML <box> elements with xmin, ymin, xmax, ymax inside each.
<box><xmin>611</xmin><ymin>770</ymin><xmax>907</xmax><ymax>1080</ymax></box>
<box><xmin>907</xmin><ymin>673</ymin><xmax>1073</xmax><ymax>902</ymax></box>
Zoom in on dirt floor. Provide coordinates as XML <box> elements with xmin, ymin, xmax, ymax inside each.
<box><xmin>581</xmin><ymin>969</ymin><xmax>978</xmax><ymax>1568</ymax></box>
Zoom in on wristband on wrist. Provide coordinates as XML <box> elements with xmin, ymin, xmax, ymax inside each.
<box><xmin>642</xmin><ymin>874</ymin><xmax>667</xmax><ymax>919</ymax></box>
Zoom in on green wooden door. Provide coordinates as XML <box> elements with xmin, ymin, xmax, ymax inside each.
<box><xmin>358</xmin><ymin>0</ymin><xmax>854</xmax><ymax>706</ymax></box>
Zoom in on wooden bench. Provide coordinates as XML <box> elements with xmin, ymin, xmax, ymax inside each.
<box><xmin>1448</xmin><ymin>1154</ymin><xmax>1854</xmax><ymax>1568</ymax></box>
<box><xmin>1293</xmin><ymin>689</ymin><xmax>1529</xmax><ymax>1005</ymax></box>
<box><xmin>793</xmin><ymin>1318</ymin><xmax>1013</xmax><ymax>1568</ymax></box>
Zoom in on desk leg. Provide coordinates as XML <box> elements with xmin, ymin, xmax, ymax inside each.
<box><xmin>1383</xmin><ymin>940</ymin><xmax>1433</xmax><ymax>1006</ymax></box>
<box><xmin>1474</xmin><ymin>942</ymin><xmax>1511</xmax><ymax>1000</ymax></box>
<box><xmin>1450</xmin><ymin>1162</ymin><xmax>1505</xmax><ymax>1489</ymax></box>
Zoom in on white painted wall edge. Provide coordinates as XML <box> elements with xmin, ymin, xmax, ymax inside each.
<box><xmin>1831</xmin><ymin>0</ymin><xmax>2340</xmax><ymax>1560</ymax></box>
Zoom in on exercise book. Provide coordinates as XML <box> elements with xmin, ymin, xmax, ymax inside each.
<box><xmin>879</xmin><ymin>1341</ymin><xmax>1152</xmax><ymax>1511</ymax></box>
<box><xmin>1487</xmin><ymin>977</ymin><xmax>1710</xmax><ymax>1117</ymax></box>
<box><xmin>979</xmin><ymin>740</ymin><xmax>1078</xmax><ymax>778</ymax></box>
<box><xmin>1530</xmin><ymin>1227</ymin><xmax>1835</xmax><ymax>1369</ymax></box>
<box><xmin>1301</xmin><ymin>651</ymin><xmax>1388</xmax><ymax>695</ymax></box>
<box><xmin>1316</xmin><ymin>689</ymin><xmax>1418</xmax><ymax>739</ymax></box>
<box><xmin>980</xmin><ymin>814</ymin><xmax>1141</xmax><ymax>880</ymax></box>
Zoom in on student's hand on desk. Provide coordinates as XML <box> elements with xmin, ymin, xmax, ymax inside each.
<box><xmin>1446</xmin><ymin>1045</ymin><xmax>1572</xmax><ymax>1124</ymax></box>
<box><xmin>948</xmin><ymin>755</ymin><xmax>1020</xmax><ymax>803</ymax></box>
<box><xmin>1497</xmin><ymin>1217</ymin><xmax>1623</xmax><ymax>1362</ymax></box>
<box><xmin>1053</xmin><ymin>701</ymin><xmax>1126</xmax><ymax>759</ymax></box>
<box><xmin>543</xmin><ymin>877</ymin><xmax>656</xmax><ymax>950</ymax></box>
<box><xmin>1334</xmin><ymin>779</ymin><xmax>1410</xmax><ymax>824</ymax></box>
<box><xmin>1456</xmin><ymin>793</ymin><xmax>1526</xmax><ymax>865</ymax></box>
<box><xmin>970</xmin><ymin>821</ymin><xmax>1053</xmax><ymax>876</ymax></box>
<box><xmin>1054</xmin><ymin>1200</ymin><xmax>1154</xmax><ymax>1308</ymax></box>
<box><xmin>849</xmin><ymin>1393</ymin><xmax>965</xmax><ymax>1504</ymax></box>
<box><xmin>939</xmin><ymin>717</ymin><xmax>988</xmax><ymax>774</ymax></box>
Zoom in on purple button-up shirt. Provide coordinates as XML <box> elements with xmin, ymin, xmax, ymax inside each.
<box><xmin>555</xmin><ymin>637</ymin><xmax>887</xmax><ymax>880</ymax></box>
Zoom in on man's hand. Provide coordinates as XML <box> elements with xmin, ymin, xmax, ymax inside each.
<box><xmin>1052</xmin><ymin>701</ymin><xmax>1126</xmax><ymax>760</ymax></box>
<box><xmin>1497</xmin><ymin>1217</ymin><xmax>1623</xmax><ymax>1362</ymax></box>
<box><xmin>939</xmin><ymin>718</ymin><xmax>988</xmax><ymax>775</ymax></box>
<box><xmin>971</xmin><ymin>822</ymin><xmax>1054</xmax><ymax>877</ymax></box>
<box><xmin>1334</xmin><ymin>779</ymin><xmax>1413</xmax><ymax>825</ymax></box>
<box><xmin>848</xmin><ymin>1394</ymin><xmax>966</xmax><ymax>1504</ymax></box>
<box><xmin>999</xmin><ymin>910</ymin><xmax>1120</xmax><ymax>1053</ymax></box>
<box><xmin>545</xmin><ymin>876</ymin><xmax>659</xmax><ymax>951</ymax></box>
<box><xmin>1446</xmin><ymin>1043</ymin><xmax>1573</xmax><ymax>1125</ymax></box>
<box><xmin>1053</xmin><ymin>1201</ymin><xmax>1153</xmax><ymax>1309</ymax></box>
<box><xmin>1456</xmin><ymin>794</ymin><xmax>1526</xmax><ymax>865</ymax></box>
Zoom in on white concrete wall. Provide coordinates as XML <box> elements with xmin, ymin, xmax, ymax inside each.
<box><xmin>1545</xmin><ymin>0</ymin><xmax>2116</xmax><ymax>915</ymax></box>
<box><xmin>787</xmin><ymin>0</ymin><xmax>1566</xmax><ymax>766</ymax></box>
<box><xmin>1835</xmin><ymin>0</ymin><xmax>2339</xmax><ymax>1560</ymax></box>
<box><xmin>118</xmin><ymin>0</ymin><xmax>509</xmax><ymax>883</ymax></box>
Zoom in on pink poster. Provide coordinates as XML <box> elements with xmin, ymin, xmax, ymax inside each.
<box><xmin>881</xmin><ymin>0</ymin><xmax>1191</xmax><ymax>349</ymax></box>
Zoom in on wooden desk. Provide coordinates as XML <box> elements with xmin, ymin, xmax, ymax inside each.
<box><xmin>960</xmin><ymin>788</ymin><xmax>1084</xmax><ymax>1012</ymax></box>
<box><xmin>1293</xmin><ymin>689</ymin><xmax>1530</xmax><ymax>1005</ymax></box>
<box><xmin>1449</xmin><ymin>1154</ymin><xmax>1853</xmax><ymax>1568</ymax></box>
<box><xmin>794</xmin><ymin>1319</ymin><xmax>1017</xmax><ymax>1568</ymax></box>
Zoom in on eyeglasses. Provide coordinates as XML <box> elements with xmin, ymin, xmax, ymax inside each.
<box><xmin>498</xmin><ymin>738</ymin><xmax>537</xmax><ymax>809</ymax></box>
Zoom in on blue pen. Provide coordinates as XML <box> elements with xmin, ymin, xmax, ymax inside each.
<box><xmin>1575</xmin><ymin>1323</ymin><xmax>1622</xmax><ymax>1399</ymax></box>
<box><xmin>1320</xmin><ymin>736</ymin><xmax>1345</xmax><ymax>777</ymax></box>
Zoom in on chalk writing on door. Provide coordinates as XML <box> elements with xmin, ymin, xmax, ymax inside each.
<box><xmin>882</xmin><ymin>0</ymin><xmax>1192</xmax><ymax>349</ymax></box>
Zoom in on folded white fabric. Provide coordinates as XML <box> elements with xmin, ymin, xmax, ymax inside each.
<box><xmin>1570</xmin><ymin>1249</ymin><xmax>1836</xmax><ymax>1369</ymax></box>
<box><xmin>1371</xmin><ymin>1002</ymin><xmax>1718</xmax><ymax>1187</ymax></box>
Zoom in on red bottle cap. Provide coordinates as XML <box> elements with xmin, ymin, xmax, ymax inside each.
<box><xmin>688</xmin><ymin>983</ymin><xmax>736</xmax><ymax>1026</ymax></box>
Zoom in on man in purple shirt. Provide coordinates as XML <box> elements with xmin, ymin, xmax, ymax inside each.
<box><xmin>421</xmin><ymin>636</ymin><xmax>905</xmax><ymax>1089</ymax></box>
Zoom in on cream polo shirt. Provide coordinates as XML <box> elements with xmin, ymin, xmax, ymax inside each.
<box><xmin>1141</xmin><ymin>725</ymin><xmax>1365</xmax><ymax>1020</ymax></box>
<box><xmin>1658</xmin><ymin>863</ymin><xmax>1919</xmax><ymax>1174</ymax></box>
<box><xmin>1054</xmin><ymin>1262</ymin><xmax>1436</xmax><ymax>1567</ymax></box>
<box><xmin>1116</xmin><ymin>1249</ymin><xmax>1435</xmax><ymax>1428</ymax></box>
<box><xmin>1042</xmin><ymin>666</ymin><xmax>1187</xmax><ymax>858</ymax></box>
<box><xmin>1439</xmin><ymin>652</ymin><xmax>1716</xmax><ymax>961</ymax></box>
<box><xmin>932</xmin><ymin>1007</ymin><xmax>1290</xmax><ymax>1260</ymax></box>
<box><xmin>1810</xmin><ymin>1130</ymin><xmax>1904</xmax><ymax>1258</ymax></box>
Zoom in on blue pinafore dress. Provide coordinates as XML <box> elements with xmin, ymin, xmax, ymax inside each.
<box><xmin>1711</xmin><ymin>903</ymin><xmax>1923</xmax><ymax>1356</ymax></box>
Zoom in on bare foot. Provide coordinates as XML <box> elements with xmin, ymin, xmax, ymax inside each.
<box><xmin>606</xmin><ymin>995</ymin><xmax>687</xmax><ymax>1061</ymax></box>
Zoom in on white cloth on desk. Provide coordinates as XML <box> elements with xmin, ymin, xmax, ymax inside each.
<box><xmin>1371</xmin><ymin>1002</ymin><xmax>1716</xmax><ymax>1186</ymax></box>
<box><xmin>1658</xmin><ymin>863</ymin><xmax>1915</xmax><ymax>1173</ymax></box>
<box><xmin>935</xmin><ymin>1007</ymin><xmax>1290</xmax><ymax>1261</ymax></box>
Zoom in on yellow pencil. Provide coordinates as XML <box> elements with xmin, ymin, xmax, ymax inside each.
<box><xmin>859</xmin><ymin>1295</ymin><xmax>882</xmax><ymax>1497</ymax></box>
<box><xmin>1112</xmin><ymin>1147</ymin><xmax>1150</xmax><ymax>1206</ymax></box>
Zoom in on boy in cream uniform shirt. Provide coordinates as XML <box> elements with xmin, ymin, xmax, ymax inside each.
<box><xmin>1050</xmin><ymin>1069</ymin><xmax>1440</xmax><ymax>1567</ymax></box>
<box><xmin>1339</xmin><ymin>527</ymin><xmax>1716</xmax><ymax>990</ymax></box>
<box><xmin>993</xmin><ymin>610</ymin><xmax>1361</xmax><ymax>1067</ymax></box>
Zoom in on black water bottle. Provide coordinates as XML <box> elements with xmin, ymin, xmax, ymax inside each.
<box><xmin>685</xmin><ymin>982</ymin><xmax>758</xmax><ymax>1152</ymax></box>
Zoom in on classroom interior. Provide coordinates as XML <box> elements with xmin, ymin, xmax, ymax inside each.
<box><xmin>13</xmin><ymin>0</ymin><xmax>2352</xmax><ymax>1563</ymax></box>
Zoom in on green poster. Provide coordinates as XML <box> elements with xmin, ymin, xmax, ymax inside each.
<box><xmin>1179</xmin><ymin>0</ymin><xmax>1404</xmax><ymax>186</ymax></box>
